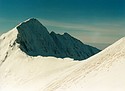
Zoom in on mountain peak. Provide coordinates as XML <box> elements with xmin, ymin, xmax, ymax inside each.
<box><xmin>1</xmin><ymin>18</ymin><xmax>100</xmax><ymax>60</ymax></box>
<box><xmin>15</xmin><ymin>18</ymin><xmax>100</xmax><ymax>60</ymax></box>
<box><xmin>16</xmin><ymin>18</ymin><xmax>57</xmax><ymax>56</ymax></box>
<box><xmin>23</xmin><ymin>18</ymin><xmax>42</xmax><ymax>25</ymax></box>
<box><xmin>63</xmin><ymin>32</ymin><xmax>69</xmax><ymax>35</ymax></box>
<box><xmin>16</xmin><ymin>18</ymin><xmax>50</xmax><ymax>42</ymax></box>
<box><xmin>16</xmin><ymin>18</ymin><xmax>44</xmax><ymax>29</ymax></box>
<box><xmin>26</xmin><ymin>18</ymin><xmax>38</xmax><ymax>21</ymax></box>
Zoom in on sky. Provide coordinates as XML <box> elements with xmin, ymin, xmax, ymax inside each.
<box><xmin>0</xmin><ymin>0</ymin><xmax>125</xmax><ymax>49</ymax></box>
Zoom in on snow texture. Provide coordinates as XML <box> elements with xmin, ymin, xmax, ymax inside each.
<box><xmin>0</xmin><ymin>18</ymin><xmax>125</xmax><ymax>91</ymax></box>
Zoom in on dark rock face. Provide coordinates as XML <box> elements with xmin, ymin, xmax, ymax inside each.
<box><xmin>16</xmin><ymin>18</ymin><xmax>100</xmax><ymax>60</ymax></box>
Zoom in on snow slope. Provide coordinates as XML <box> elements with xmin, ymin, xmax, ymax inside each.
<box><xmin>43</xmin><ymin>37</ymin><xmax>125</xmax><ymax>91</ymax></box>
<box><xmin>0</xmin><ymin>18</ymin><xmax>125</xmax><ymax>91</ymax></box>
<box><xmin>0</xmin><ymin>18</ymin><xmax>100</xmax><ymax>91</ymax></box>
<box><xmin>0</xmin><ymin>26</ymin><xmax>78</xmax><ymax>91</ymax></box>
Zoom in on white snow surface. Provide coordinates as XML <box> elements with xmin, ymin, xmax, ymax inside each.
<box><xmin>0</xmin><ymin>18</ymin><xmax>125</xmax><ymax>91</ymax></box>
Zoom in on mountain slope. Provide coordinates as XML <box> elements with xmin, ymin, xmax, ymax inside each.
<box><xmin>43</xmin><ymin>37</ymin><xmax>125</xmax><ymax>91</ymax></box>
<box><xmin>16</xmin><ymin>18</ymin><xmax>60</xmax><ymax>57</ymax></box>
<box><xmin>0</xmin><ymin>18</ymin><xmax>100</xmax><ymax>91</ymax></box>
<box><xmin>14</xmin><ymin>18</ymin><xmax>100</xmax><ymax>60</ymax></box>
<box><xmin>0</xmin><ymin>18</ymin><xmax>125</xmax><ymax>91</ymax></box>
<box><xmin>0</xmin><ymin>32</ymin><xmax>125</xmax><ymax>91</ymax></box>
<box><xmin>50</xmin><ymin>31</ymin><xmax>99</xmax><ymax>60</ymax></box>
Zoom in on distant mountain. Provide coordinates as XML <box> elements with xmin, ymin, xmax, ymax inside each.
<box><xmin>7</xmin><ymin>18</ymin><xmax>100</xmax><ymax>60</ymax></box>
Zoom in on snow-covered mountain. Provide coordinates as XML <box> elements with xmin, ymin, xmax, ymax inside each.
<box><xmin>0</xmin><ymin>18</ymin><xmax>125</xmax><ymax>91</ymax></box>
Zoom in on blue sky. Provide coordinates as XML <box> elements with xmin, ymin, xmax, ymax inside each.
<box><xmin>0</xmin><ymin>0</ymin><xmax>125</xmax><ymax>49</ymax></box>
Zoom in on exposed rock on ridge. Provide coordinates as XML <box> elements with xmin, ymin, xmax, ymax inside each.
<box><xmin>15</xmin><ymin>18</ymin><xmax>100</xmax><ymax>60</ymax></box>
